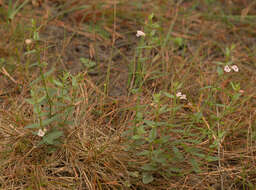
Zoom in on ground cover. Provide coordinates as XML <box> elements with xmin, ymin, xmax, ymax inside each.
<box><xmin>0</xmin><ymin>0</ymin><xmax>256</xmax><ymax>189</ymax></box>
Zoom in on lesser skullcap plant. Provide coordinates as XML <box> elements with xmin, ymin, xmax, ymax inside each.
<box><xmin>24</xmin><ymin>19</ymin><xmax>81</xmax><ymax>147</ymax></box>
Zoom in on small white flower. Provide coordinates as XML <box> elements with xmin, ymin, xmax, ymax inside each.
<box><xmin>25</xmin><ymin>39</ymin><xmax>32</xmax><ymax>45</ymax></box>
<box><xmin>224</xmin><ymin>65</ymin><xmax>231</xmax><ymax>72</ymax></box>
<box><xmin>37</xmin><ymin>128</ymin><xmax>47</xmax><ymax>137</ymax></box>
<box><xmin>176</xmin><ymin>92</ymin><xmax>187</xmax><ymax>100</ymax></box>
<box><xmin>136</xmin><ymin>30</ymin><xmax>146</xmax><ymax>37</ymax></box>
<box><xmin>180</xmin><ymin>94</ymin><xmax>187</xmax><ymax>100</ymax></box>
<box><xmin>176</xmin><ymin>92</ymin><xmax>182</xmax><ymax>97</ymax></box>
<box><xmin>231</xmin><ymin>65</ymin><xmax>239</xmax><ymax>72</ymax></box>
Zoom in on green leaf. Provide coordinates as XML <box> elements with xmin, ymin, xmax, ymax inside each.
<box><xmin>30</xmin><ymin>68</ymin><xmax>55</xmax><ymax>86</ymax></box>
<box><xmin>154</xmin><ymin>121</ymin><xmax>168</xmax><ymax>127</ymax></box>
<box><xmin>131</xmin><ymin>135</ymin><xmax>142</xmax><ymax>140</ymax></box>
<box><xmin>54</xmin><ymin>102</ymin><xmax>67</xmax><ymax>107</ymax></box>
<box><xmin>153</xmin><ymin>93</ymin><xmax>161</xmax><ymax>103</ymax></box>
<box><xmin>24</xmin><ymin>49</ymin><xmax>37</xmax><ymax>56</ymax></box>
<box><xmin>137</xmin><ymin>125</ymin><xmax>146</xmax><ymax>135</ymax></box>
<box><xmin>155</xmin><ymin>135</ymin><xmax>170</xmax><ymax>144</ymax></box>
<box><xmin>144</xmin><ymin>120</ymin><xmax>155</xmax><ymax>127</ymax></box>
<box><xmin>214</xmin><ymin>61</ymin><xmax>224</xmax><ymax>65</ymax></box>
<box><xmin>217</xmin><ymin>66</ymin><xmax>223</xmax><ymax>76</ymax></box>
<box><xmin>153</xmin><ymin>153</ymin><xmax>167</xmax><ymax>163</ymax></box>
<box><xmin>41</xmin><ymin>114</ymin><xmax>60</xmax><ymax>127</ymax></box>
<box><xmin>168</xmin><ymin>167</ymin><xmax>181</xmax><ymax>173</ymax></box>
<box><xmin>173</xmin><ymin>37</ymin><xmax>183</xmax><ymax>47</ymax></box>
<box><xmin>48</xmin><ymin>88</ymin><xmax>57</xmax><ymax>97</ymax></box>
<box><xmin>163</xmin><ymin>92</ymin><xmax>174</xmax><ymax>98</ymax></box>
<box><xmin>25</xmin><ymin>98</ymin><xmax>35</xmax><ymax>105</ymax></box>
<box><xmin>72</xmin><ymin>76</ymin><xmax>78</xmax><ymax>87</ymax></box>
<box><xmin>141</xmin><ymin>163</ymin><xmax>158</xmax><ymax>171</ymax></box>
<box><xmin>225</xmin><ymin>47</ymin><xmax>230</xmax><ymax>58</ymax></box>
<box><xmin>148</xmin><ymin>127</ymin><xmax>157</xmax><ymax>142</ymax></box>
<box><xmin>136</xmin><ymin>112</ymin><xmax>143</xmax><ymax>120</ymax></box>
<box><xmin>206</xmin><ymin>155</ymin><xmax>219</xmax><ymax>162</ymax></box>
<box><xmin>137</xmin><ymin>150</ymin><xmax>150</xmax><ymax>156</ymax></box>
<box><xmin>190</xmin><ymin>158</ymin><xmax>201</xmax><ymax>173</ymax></box>
<box><xmin>36</xmin><ymin>95</ymin><xmax>47</xmax><ymax>104</ymax></box>
<box><xmin>0</xmin><ymin>58</ymin><xmax>5</xmax><ymax>64</ymax></box>
<box><xmin>149</xmin><ymin>13</ymin><xmax>154</xmax><ymax>20</ymax></box>
<box><xmin>8</xmin><ymin>0</ymin><xmax>29</xmax><ymax>20</ymax></box>
<box><xmin>151</xmin><ymin>149</ymin><xmax>163</xmax><ymax>156</ymax></box>
<box><xmin>25</xmin><ymin>94</ymin><xmax>46</xmax><ymax>105</ymax></box>
<box><xmin>173</xmin><ymin>146</ymin><xmax>184</xmax><ymax>161</ymax></box>
<box><xmin>128</xmin><ymin>171</ymin><xmax>139</xmax><ymax>178</ymax></box>
<box><xmin>25</xmin><ymin>123</ymin><xmax>40</xmax><ymax>129</ymax></box>
<box><xmin>33</xmin><ymin>31</ymin><xmax>39</xmax><ymax>41</ymax></box>
<box><xmin>142</xmin><ymin>172</ymin><xmax>154</xmax><ymax>184</ymax></box>
<box><xmin>193</xmin><ymin>152</ymin><xmax>206</xmax><ymax>159</ymax></box>
<box><xmin>37</xmin><ymin>112</ymin><xmax>49</xmax><ymax>118</ymax></box>
<box><xmin>133</xmin><ymin>139</ymin><xmax>146</xmax><ymax>146</ymax></box>
<box><xmin>80</xmin><ymin>58</ymin><xmax>96</xmax><ymax>69</ymax></box>
<box><xmin>53</xmin><ymin>79</ymin><xmax>64</xmax><ymax>87</ymax></box>
<box><xmin>159</xmin><ymin>105</ymin><xmax>168</xmax><ymax>114</ymax></box>
<box><xmin>43</xmin><ymin>131</ymin><xmax>63</xmax><ymax>145</ymax></box>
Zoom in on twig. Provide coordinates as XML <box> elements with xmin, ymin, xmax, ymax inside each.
<box><xmin>1</xmin><ymin>67</ymin><xmax>19</xmax><ymax>84</ymax></box>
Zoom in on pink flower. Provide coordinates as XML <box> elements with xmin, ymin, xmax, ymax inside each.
<box><xmin>37</xmin><ymin>128</ymin><xmax>47</xmax><ymax>137</ymax></box>
<box><xmin>231</xmin><ymin>65</ymin><xmax>239</xmax><ymax>72</ymax></box>
<box><xmin>25</xmin><ymin>39</ymin><xmax>32</xmax><ymax>45</ymax></box>
<box><xmin>136</xmin><ymin>30</ymin><xmax>146</xmax><ymax>37</ymax></box>
<box><xmin>180</xmin><ymin>94</ymin><xmax>187</xmax><ymax>100</ymax></box>
<box><xmin>224</xmin><ymin>65</ymin><xmax>231</xmax><ymax>72</ymax></box>
<box><xmin>176</xmin><ymin>92</ymin><xmax>182</xmax><ymax>97</ymax></box>
<box><xmin>176</xmin><ymin>92</ymin><xmax>187</xmax><ymax>100</ymax></box>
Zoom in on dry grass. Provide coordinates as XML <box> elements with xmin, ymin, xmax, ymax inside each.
<box><xmin>0</xmin><ymin>0</ymin><xmax>256</xmax><ymax>189</ymax></box>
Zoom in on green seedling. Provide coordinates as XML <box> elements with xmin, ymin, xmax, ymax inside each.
<box><xmin>80</xmin><ymin>57</ymin><xmax>96</xmax><ymax>69</ymax></box>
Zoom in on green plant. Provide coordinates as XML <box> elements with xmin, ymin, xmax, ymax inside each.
<box><xmin>80</xmin><ymin>57</ymin><xmax>96</xmax><ymax>70</ymax></box>
<box><xmin>25</xmin><ymin>67</ymin><xmax>81</xmax><ymax>146</ymax></box>
<box><xmin>215</xmin><ymin>44</ymin><xmax>236</xmax><ymax>76</ymax></box>
<box><xmin>24</xmin><ymin>19</ymin><xmax>81</xmax><ymax>146</ymax></box>
<box><xmin>124</xmin><ymin>90</ymin><xmax>219</xmax><ymax>184</ymax></box>
<box><xmin>7</xmin><ymin>0</ymin><xmax>29</xmax><ymax>21</ymax></box>
<box><xmin>128</xmin><ymin>13</ymin><xmax>161</xmax><ymax>92</ymax></box>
